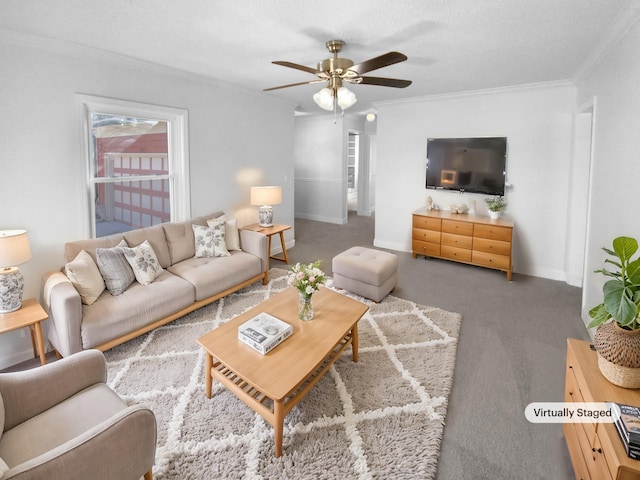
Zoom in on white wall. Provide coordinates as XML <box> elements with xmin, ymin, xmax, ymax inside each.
<box><xmin>0</xmin><ymin>32</ymin><xmax>296</xmax><ymax>368</ymax></box>
<box><xmin>574</xmin><ymin>17</ymin><xmax>640</xmax><ymax>326</ymax></box>
<box><xmin>373</xmin><ymin>83</ymin><xmax>576</xmax><ymax>280</ymax></box>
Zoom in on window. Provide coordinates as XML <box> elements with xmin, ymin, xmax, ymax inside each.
<box><xmin>78</xmin><ymin>95</ymin><xmax>190</xmax><ymax>237</ymax></box>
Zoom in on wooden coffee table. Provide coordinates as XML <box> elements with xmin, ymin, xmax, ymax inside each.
<box><xmin>197</xmin><ymin>287</ymin><xmax>368</xmax><ymax>457</ymax></box>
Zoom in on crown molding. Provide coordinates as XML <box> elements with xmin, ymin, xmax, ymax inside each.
<box><xmin>372</xmin><ymin>80</ymin><xmax>575</xmax><ymax>107</ymax></box>
<box><xmin>571</xmin><ymin>2</ymin><xmax>640</xmax><ymax>83</ymax></box>
<box><xmin>0</xmin><ymin>28</ymin><xmax>294</xmax><ymax>106</ymax></box>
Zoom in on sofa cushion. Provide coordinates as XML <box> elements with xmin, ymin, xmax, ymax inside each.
<box><xmin>0</xmin><ymin>384</ymin><xmax>126</xmax><ymax>468</ymax></box>
<box><xmin>96</xmin><ymin>241</ymin><xmax>135</xmax><ymax>296</ymax></box>
<box><xmin>163</xmin><ymin>220</ymin><xmax>197</xmax><ymax>265</ymax></box>
<box><xmin>168</xmin><ymin>251</ymin><xmax>262</xmax><ymax>301</ymax></box>
<box><xmin>123</xmin><ymin>225</ymin><xmax>171</xmax><ymax>269</ymax></box>
<box><xmin>80</xmin><ymin>271</ymin><xmax>195</xmax><ymax>349</ymax></box>
<box><xmin>64</xmin><ymin>250</ymin><xmax>105</xmax><ymax>305</ymax></box>
<box><xmin>0</xmin><ymin>385</ymin><xmax>125</xmax><ymax>466</ymax></box>
<box><xmin>64</xmin><ymin>234</ymin><xmax>125</xmax><ymax>264</ymax></box>
<box><xmin>122</xmin><ymin>240</ymin><xmax>164</xmax><ymax>286</ymax></box>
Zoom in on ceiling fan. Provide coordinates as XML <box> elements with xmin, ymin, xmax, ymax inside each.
<box><xmin>264</xmin><ymin>40</ymin><xmax>412</xmax><ymax>111</ymax></box>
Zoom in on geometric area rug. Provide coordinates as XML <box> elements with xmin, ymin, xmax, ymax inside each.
<box><xmin>104</xmin><ymin>268</ymin><xmax>462</xmax><ymax>479</ymax></box>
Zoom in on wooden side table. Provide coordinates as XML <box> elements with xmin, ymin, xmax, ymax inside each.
<box><xmin>242</xmin><ymin>224</ymin><xmax>292</xmax><ymax>282</ymax></box>
<box><xmin>0</xmin><ymin>298</ymin><xmax>48</xmax><ymax>365</ymax></box>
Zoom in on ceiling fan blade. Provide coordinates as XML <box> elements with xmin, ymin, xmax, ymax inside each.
<box><xmin>272</xmin><ymin>61</ymin><xmax>321</xmax><ymax>76</ymax></box>
<box><xmin>358</xmin><ymin>76</ymin><xmax>412</xmax><ymax>88</ymax></box>
<box><xmin>263</xmin><ymin>79</ymin><xmax>326</xmax><ymax>92</ymax></box>
<box><xmin>348</xmin><ymin>51</ymin><xmax>408</xmax><ymax>75</ymax></box>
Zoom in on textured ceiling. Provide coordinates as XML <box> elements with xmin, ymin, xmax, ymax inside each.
<box><xmin>0</xmin><ymin>0</ymin><xmax>636</xmax><ymax>114</ymax></box>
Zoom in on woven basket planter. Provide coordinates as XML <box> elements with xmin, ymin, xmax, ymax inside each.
<box><xmin>594</xmin><ymin>322</ymin><xmax>640</xmax><ymax>389</ymax></box>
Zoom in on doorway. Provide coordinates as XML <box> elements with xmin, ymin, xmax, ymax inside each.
<box><xmin>347</xmin><ymin>131</ymin><xmax>360</xmax><ymax>212</ymax></box>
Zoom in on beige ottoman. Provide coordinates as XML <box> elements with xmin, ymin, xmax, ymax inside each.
<box><xmin>332</xmin><ymin>246</ymin><xmax>398</xmax><ymax>302</ymax></box>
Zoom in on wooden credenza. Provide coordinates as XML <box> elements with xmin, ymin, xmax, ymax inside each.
<box><xmin>564</xmin><ymin>339</ymin><xmax>640</xmax><ymax>480</ymax></box>
<box><xmin>411</xmin><ymin>207</ymin><xmax>514</xmax><ymax>280</ymax></box>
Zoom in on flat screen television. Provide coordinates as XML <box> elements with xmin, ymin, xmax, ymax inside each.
<box><xmin>426</xmin><ymin>137</ymin><xmax>507</xmax><ymax>195</ymax></box>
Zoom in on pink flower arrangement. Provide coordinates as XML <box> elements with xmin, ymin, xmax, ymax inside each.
<box><xmin>287</xmin><ymin>260</ymin><xmax>325</xmax><ymax>298</ymax></box>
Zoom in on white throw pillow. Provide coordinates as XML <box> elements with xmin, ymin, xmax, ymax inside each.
<box><xmin>208</xmin><ymin>215</ymin><xmax>241</xmax><ymax>251</ymax></box>
<box><xmin>193</xmin><ymin>224</ymin><xmax>230</xmax><ymax>258</ymax></box>
<box><xmin>64</xmin><ymin>250</ymin><xmax>105</xmax><ymax>305</ymax></box>
<box><xmin>121</xmin><ymin>240</ymin><xmax>164</xmax><ymax>285</ymax></box>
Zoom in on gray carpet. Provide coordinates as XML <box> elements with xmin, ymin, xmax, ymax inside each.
<box><xmin>104</xmin><ymin>268</ymin><xmax>462</xmax><ymax>479</ymax></box>
<box><xmin>283</xmin><ymin>213</ymin><xmax>589</xmax><ymax>479</ymax></box>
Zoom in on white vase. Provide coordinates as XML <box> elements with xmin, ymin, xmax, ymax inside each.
<box><xmin>489</xmin><ymin>210</ymin><xmax>501</xmax><ymax>220</ymax></box>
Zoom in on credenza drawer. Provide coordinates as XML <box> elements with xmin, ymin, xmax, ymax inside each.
<box><xmin>441</xmin><ymin>232</ymin><xmax>473</xmax><ymax>249</ymax></box>
<box><xmin>473</xmin><ymin>224</ymin><xmax>512</xmax><ymax>242</ymax></box>
<box><xmin>413</xmin><ymin>228</ymin><xmax>441</xmax><ymax>244</ymax></box>
<box><xmin>563</xmin><ymin>423</ymin><xmax>591</xmax><ymax>480</ymax></box>
<box><xmin>442</xmin><ymin>219</ymin><xmax>474</xmax><ymax>236</ymax></box>
<box><xmin>471</xmin><ymin>250</ymin><xmax>510</xmax><ymax>270</ymax></box>
<box><xmin>473</xmin><ymin>237</ymin><xmax>511</xmax><ymax>256</ymax></box>
<box><xmin>441</xmin><ymin>245</ymin><xmax>472</xmax><ymax>262</ymax></box>
<box><xmin>587</xmin><ymin>434</ymin><xmax>614</xmax><ymax>480</ymax></box>
<box><xmin>413</xmin><ymin>215</ymin><xmax>441</xmax><ymax>231</ymax></box>
<box><xmin>412</xmin><ymin>239</ymin><xmax>440</xmax><ymax>257</ymax></box>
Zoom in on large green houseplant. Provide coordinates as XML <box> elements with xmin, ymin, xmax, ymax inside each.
<box><xmin>588</xmin><ymin>236</ymin><xmax>640</xmax><ymax>388</ymax></box>
<box><xmin>588</xmin><ymin>236</ymin><xmax>640</xmax><ymax>330</ymax></box>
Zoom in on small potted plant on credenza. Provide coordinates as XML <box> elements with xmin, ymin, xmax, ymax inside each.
<box><xmin>588</xmin><ymin>236</ymin><xmax>640</xmax><ymax>388</ymax></box>
<box><xmin>485</xmin><ymin>196</ymin><xmax>507</xmax><ymax>219</ymax></box>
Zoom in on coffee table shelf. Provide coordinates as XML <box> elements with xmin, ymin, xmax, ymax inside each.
<box><xmin>210</xmin><ymin>331</ymin><xmax>353</xmax><ymax>424</ymax></box>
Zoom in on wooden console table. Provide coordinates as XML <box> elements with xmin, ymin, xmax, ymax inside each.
<box><xmin>411</xmin><ymin>207</ymin><xmax>514</xmax><ymax>280</ymax></box>
<box><xmin>564</xmin><ymin>339</ymin><xmax>640</xmax><ymax>480</ymax></box>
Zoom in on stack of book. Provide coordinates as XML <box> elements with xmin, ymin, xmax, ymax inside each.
<box><xmin>238</xmin><ymin>312</ymin><xmax>292</xmax><ymax>355</ymax></box>
<box><xmin>614</xmin><ymin>403</ymin><xmax>640</xmax><ymax>460</ymax></box>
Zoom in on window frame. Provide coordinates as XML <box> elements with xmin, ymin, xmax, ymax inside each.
<box><xmin>77</xmin><ymin>94</ymin><xmax>190</xmax><ymax>238</ymax></box>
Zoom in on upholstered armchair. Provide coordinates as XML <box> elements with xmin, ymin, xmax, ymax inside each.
<box><xmin>0</xmin><ymin>349</ymin><xmax>156</xmax><ymax>479</ymax></box>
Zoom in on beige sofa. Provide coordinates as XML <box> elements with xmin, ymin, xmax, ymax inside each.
<box><xmin>41</xmin><ymin>212</ymin><xmax>268</xmax><ymax>357</ymax></box>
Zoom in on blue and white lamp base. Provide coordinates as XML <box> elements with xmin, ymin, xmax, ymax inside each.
<box><xmin>0</xmin><ymin>267</ymin><xmax>25</xmax><ymax>313</ymax></box>
<box><xmin>258</xmin><ymin>205</ymin><xmax>274</xmax><ymax>227</ymax></box>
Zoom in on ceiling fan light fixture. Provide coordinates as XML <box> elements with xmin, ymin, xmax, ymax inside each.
<box><xmin>313</xmin><ymin>87</ymin><xmax>334</xmax><ymax>110</ymax></box>
<box><xmin>337</xmin><ymin>86</ymin><xmax>357</xmax><ymax>110</ymax></box>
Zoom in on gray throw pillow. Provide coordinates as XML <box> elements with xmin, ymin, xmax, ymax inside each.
<box><xmin>96</xmin><ymin>240</ymin><xmax>135</xmax><ymax>295</ymax></box>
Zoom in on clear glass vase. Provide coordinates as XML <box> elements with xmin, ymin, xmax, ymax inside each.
<box><xmin>298</xmin><ymin>292</ymin><xmax>313</xmax><ymax>321</ymax></box>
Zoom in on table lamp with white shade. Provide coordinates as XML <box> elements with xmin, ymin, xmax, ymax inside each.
<box><xmin>0</xmin><ymin>229</ymin><xmax>32</xmax><ymax>313</ymax></box>
<box><xmin>251</xmin><ymin>186</ymin><xmax>282</xmax><ymax>227</ymax></box>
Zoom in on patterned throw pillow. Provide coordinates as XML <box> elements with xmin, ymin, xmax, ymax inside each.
<box><xmin>193</xmin><ymin>224</ymin><xmax>230</xmax><ymax>258</ymax></box>
<box><xmin>96</xmin><ymin>240</ymin><xmax>135</xmax><ymax>295</ymax></box>
<box><xmin>207</xmin><ymin>215</ymin><xmax>241</xmax><ymax>251</ymax></box>
<box><xmin>121</xmin><ymin>240</ymin><xmax>164</xmax><ymax>285</ymax></box>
